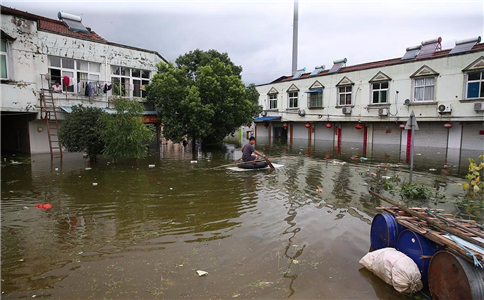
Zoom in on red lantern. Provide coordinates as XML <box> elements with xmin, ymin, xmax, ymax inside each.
<box><xmin>444</xmin><ymin>122</ymin><xmax>453</xmax><ymax>129</ymax></box>
<box><xmin>305</xmin><ymin>123</ymin><xmax>311</xmax><ymax>129</ymax></box>
<box><xmin>355</xmin><ymin>123</ymin><xmax>363</xmax><ymax>131</ymax></box>
<box><xmin>399</xmin><ymin>124</ymin><xmax>405</xmax><ymax>130</ymax></box>
<box><xmin>264</xmin><ymin>123</ymin><xmax>269</xmax><ymax>128</ymax></box>
<box><xmin>326</xmin><ymin>123</ymin><xmax>332</xmax><ymax>130</ymax></box>
<box><xmin>247</xmin><ymin>123</ymin><xmax>252</xmax><ymax>128</ymax></box>
<box><xmin>283</xmin><ymin>123</ymin><xmax>288</xmax><ymax>129</ymax></box>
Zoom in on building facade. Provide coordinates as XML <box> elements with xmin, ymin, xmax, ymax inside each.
<box><xmin>254</xmin><ymin>37</ymin><xmax>484</xmax><ymax>163</ymax></box>
<box><xmin>1</xmin><ymin>6</ymin><xmax>166</xmax><ymax>154</ymax></box>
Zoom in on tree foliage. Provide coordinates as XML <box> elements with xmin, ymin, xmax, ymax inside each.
<box><xmin>101</xmin><ymin>97</ymin><xmax>155</xmax><ymax>160</ymax></box>
<box><xmin>147</xmin><ymin>49</ymin><xmax>261</xmax><ymax>144</ymax></box>
<box><xmin>58</xmin><ymin>105</ymin><xmax>105</xmax><ymax>158</ymax></box>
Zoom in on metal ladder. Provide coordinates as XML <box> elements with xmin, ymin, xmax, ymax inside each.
<box><xmin>40</xmin><ymin>89</ymin><xmax>63</xmax><ymax>159</ymax></box>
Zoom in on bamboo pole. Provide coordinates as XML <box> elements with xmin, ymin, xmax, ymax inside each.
<box><xmin>369</xmin><ymin>191</ymin><xmax>484</xmax><ymax>249</ymax></box>
<box><xmin>433</xmin><ymin>214</ymin><xmax>484</xmax><ymax>239</ymax></box>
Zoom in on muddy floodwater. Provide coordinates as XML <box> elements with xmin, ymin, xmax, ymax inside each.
<box><xmin>1</xmin><ymin>139</ymin><xmax>481</xmax><ymax>299</ymax></box>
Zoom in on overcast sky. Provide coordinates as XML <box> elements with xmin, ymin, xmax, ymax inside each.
<box><xmin>3</xmin><ymin>0</ymin><xmax>483</xmax><ymax>84</ymax></box>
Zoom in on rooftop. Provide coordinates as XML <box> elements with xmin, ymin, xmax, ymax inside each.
<box><xmin>264</xmin><ymin>42</ymin><xmax>484</xmax><ymax>86</ymax></box>
<box><xmin>1</xmin><ymin>5</ymin><xmax>167</xmax><ymax>62</ymax></box>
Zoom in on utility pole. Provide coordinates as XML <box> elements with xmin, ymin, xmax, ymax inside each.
<box><xmin>292</xmin><ymin>0</ymin><xmax>299</xmax><ymax>75</ymax></box>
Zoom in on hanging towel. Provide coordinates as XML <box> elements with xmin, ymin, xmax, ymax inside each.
<box><xmin>63</xmin><ymin>76</ymin><xmax>70</xmax><ymax>86</ymax></box>
<box><xmin>68</xmin><ymin>77</ymin><xmax>75</xmax><ymax>86</ymax></box>
<box><xmin>129</xmin><ymin>83</ymin><xmax>134</xmax><ymax>90</ymax></box>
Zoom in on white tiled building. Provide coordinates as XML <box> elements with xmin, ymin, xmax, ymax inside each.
<box><xmin>1</xmin><ymin>6</ymin><xmax>166</xmax><ymax>154</ymax></box>
<box><xmin>254</xmin><ymin>37</ymin><xmax>484</xmax><ymax>161</ymax></box>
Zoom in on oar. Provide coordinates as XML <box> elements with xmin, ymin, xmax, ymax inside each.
<box><xmin>264</xmin><ymin>156</ymin><xmax>275</xmax><ymax>169</ymax></box>
<box><xmin>205</xmin><ymin>160</ymin><xmax>263</xmax><ymax>170</ymax></box>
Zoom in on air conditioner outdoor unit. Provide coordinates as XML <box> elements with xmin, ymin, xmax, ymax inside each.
<box><xmin>474</xmin><ymin>102</ymin><xmax>484</xmax><ymax>111</ymax></box>
<box><xmin>378</xmin><ymin>108</ymin><xmax>389</xmax><ymax>116</ymax></box>
<box><xmin>342</xmin><ymin>107</ymin><xmax>352</xmax><ymax>114</ymax></box>
<box><xmin>438</xmin><ymin>104</ymin><xmax>452</xmax><ymax>113</ymax></box>
<box><xmin>298</xmin><ymin>109</ymin><xmax>306</xmax><ymax>117</ymax></box>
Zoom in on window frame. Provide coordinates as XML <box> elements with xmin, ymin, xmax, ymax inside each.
<box><xmin>337</xmin><ymin>85</ymin><xmax>353</xmax><ymax>106</ymax></box>
<box><xmin>308</xmin><ymin>89</ymin><xmax>323</xmax><ymax>109</ymax></box>
<box><xmin>412</xmin><ymin>76</ymin><xmax>436</xmax><ymax>102</ymax></box>
<box><xmin>371</xmin><ymin>81</ymin><xmax>389</xmax><ymax>104</ymax></box>
<box><xmin>48</xmin><ymin>56</ymin><xmax>101</xmax><ymax>94</ymax></box>
<box><xmin>1</xmin><ymin>39</ymin><xmax>8</xmax><ymax>79</ymax></box>
<box><xmin>288</xmin><ymin>92</ymin><xmax>299</xmax><ymax>108</ymax></box>
<box><xmin>268</xmin><ymin>93</ymin><xmax>278</xmax><ymax>109</ymax></box>
<box><xmin>111</xmin><ymin>66</ymin><xmax>151</xmax><ymax>98</ymax></box>
<box><xmin>465</xmin><ymin>71</ymin><xmax>484</xmax><ymax>99</ymax></box>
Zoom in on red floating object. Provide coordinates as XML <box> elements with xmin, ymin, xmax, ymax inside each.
<box><xmin>283</xmin><ymin>123</ymin><xmax>288</xmax><ymax>129</ymax></box>
<box><xmin>264</xmin><ymin>123</ymin><xmax>269</xmax><ymax>128</ymax></box>
<box><xmin>444</xmin><ymin>122</ymin><xmax>453</xmax><ymax>129</ymax></box>
<box><xmin>326</xmin><ymin>123</ymin><xmax>333</xmax><ymax>129</ymax></box>
<box><xmin>247</xmin><ymin>123</ymin><xmax>252</xmax><ymax>128</ymax></box>
<box><xmin>355</xmin><ymin>123</ymin><xmax>363</xmax><ymax>130</ymax></box>
<box><xmin>34</xmin><ymin>203</ymin><xmax>52</xmax><ymax>209</ymax></box>
<box><xmin>305</xmin><ymin>122</ymin><xmax>311</xmax><ymax>129</ymax></box>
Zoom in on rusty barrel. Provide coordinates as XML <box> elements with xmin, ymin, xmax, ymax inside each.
<box><xmin>429</xmin><ymin>250</ymin><xmax>484</xmax><ymax>300</ymax></box>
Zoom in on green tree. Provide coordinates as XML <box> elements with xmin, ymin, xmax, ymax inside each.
<box><xmin>58</xmin><ymin>105</ymin><xmax>105</xmax><ymax>159</ymax></box>
<box><xmin>101</xmin><ymin>97</ymin><xmax>155</xmax><ymax>160</ymax></box>
<box><xmin>147</xmin><ymin>49</ymin><xmax>261</xmax><ymax>144</ymax></box>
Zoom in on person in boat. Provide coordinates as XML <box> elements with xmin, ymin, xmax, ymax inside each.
<box><xmin>242</xmin><ymin>137</ymin><xmax>266</xmax><ymax>162</ymax></box>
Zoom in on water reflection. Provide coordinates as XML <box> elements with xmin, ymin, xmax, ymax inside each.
<box><xmin>1</xmin><ymin>140</ymin><xmax>481</xmax><ymax>299</ymax></box>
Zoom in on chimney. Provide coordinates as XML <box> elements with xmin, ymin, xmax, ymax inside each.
<box><xmin>292</xmin><ymin>0</ymin><xmax>299</xmax><ymax>75</ymax></box>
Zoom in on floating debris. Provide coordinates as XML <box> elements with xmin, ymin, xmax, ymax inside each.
<box><xmin>429</xmin><ymin>168</ymin><xmax>437</xmax><ymax>172</ymax></box>
<box><xmin>190</xmin><ymin>160</ymin><xmax>198</xmax><ymax>164</ymax></box>
<box><xmin>92</xmin><ymin>183</ymin><xmax>98</xmax><ymax>186</ymax></box>
<box><xmin>85</xmin><ymin>167</ymin><xmax>91</xmax><ymax>171</ymax></box>
<box><xmin>196</xmin><ymin>270</ymin><xmax>208</xmax><ymax>277</ymax></box>
<box><xmin>149</xmin><ymin>164</ymin><xmax>155</xmax><ymax>168</ymax></box>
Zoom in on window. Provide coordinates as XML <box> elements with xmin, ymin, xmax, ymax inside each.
<box><xmin>466</xmin><ymin>72</ymin><xmax>484</xmax><ymax>98</ymax></box>
<box><xmin>269</xmin><ymin>94</ymin><xmax>277</xmax><ymax>109</ymax></box>
<box><xmin>338</xmin><ymin>86</ymin><xmax>352</xmax><ymax>106</ymax></box>
<box><xmin>308</xmin><ymin>91</ymin><xmax>323</xmax><ymax>108</ymax></box>
<box><xmin>413</xmin><ymin>77</ymin><xmax>435</xmax><ymax>101</ymax></box>
<box><xmin>111</xmin><ymin>66</ymin><xmax>150</xmax><ymax>98</ymax></box>
<box><xmin>371</xmin><ymin>82</ymin><xmax>388</xmax><ymax>104</ymax></box>
<box><xmin>288</xmin><ymin>92</ymin><xmax>298</xmax><ymax>108</ymax></box>
<box><xmin>1</xmin><ymin>40</ymin><xmax>8</xmax><ymax>79</ymax></box>
<box><xmin>48</xmin><ymin>56</ymin><xmax>101</xmax><ymax>94</ymax></box>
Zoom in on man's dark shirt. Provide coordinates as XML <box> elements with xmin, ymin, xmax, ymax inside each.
<box><xmin>242</xmin><ymin>144</ymin><xmax>256</xmax><ymax>162</ymax></box>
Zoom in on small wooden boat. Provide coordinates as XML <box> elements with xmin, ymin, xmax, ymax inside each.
<box><xmin>238</xmin><ymin>161</ymin><xmax>268</xmax><ymax>169</ymax></box>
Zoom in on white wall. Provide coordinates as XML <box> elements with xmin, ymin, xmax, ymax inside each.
<box><xmin>28</xmin><ymin>119</ymin><xmax>50</xmax><ymax>154</ymax></box>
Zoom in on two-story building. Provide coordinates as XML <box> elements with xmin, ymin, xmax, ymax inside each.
<box><xmin>255</xmin><ymin>37</ymin><xmax>484</xmax><ymax>161</ymax></box>
<box><xmin>1</xmin><ymin>6</ymin><xmax>166</xmax><ymax>155</ymax></box>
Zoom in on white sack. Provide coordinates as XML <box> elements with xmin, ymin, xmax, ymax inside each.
<box><xmin>359</xmin><ymin>247</ymin><xmax>423</xmax><ymax>294</ymax></box>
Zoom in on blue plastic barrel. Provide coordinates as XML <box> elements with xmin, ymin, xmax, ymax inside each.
<box><xmin>370</xmin><ymin>214</ymin><xmax>404</xmax><ymax>250</ymax></box>
<box><xmin>397</xmin><ymin>229</ymin><xmax>444</xmax><ymax>286</ymax></box>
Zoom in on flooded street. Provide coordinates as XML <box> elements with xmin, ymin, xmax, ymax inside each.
<box><xmin>1</xmin><ymin>140</ymin><xmax>480</xmax><ymax>299</ymax></box>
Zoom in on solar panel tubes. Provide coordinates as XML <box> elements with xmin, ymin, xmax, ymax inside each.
<box><xmin>401</xmin><ymin>45</ymin><xmax>421</xmax><ymax>61</ymax></box>
<box><xmin>292</xmin><ymin>68</ymin><xmax>306</xmax><ymax>79</ymax></box>
<box><xmin>449</xmin><ymin>36</ymin><xmax>481</xmax><ymax>55</ymax></box>
<box><xmin>328</xmin><ymin>58</ymin><xmax>347</xmax><ymax>74</ymax></box>
<box><xmin>416</xmin><ymin>37</ymin><xmax>442</xmax><ymax>59</ymax></box>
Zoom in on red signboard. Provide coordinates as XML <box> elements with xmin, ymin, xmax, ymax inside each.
<box><xmin>141</xmin><ymin>115</ymin><xmax>159</xmax><ymax>123</ymax></box>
